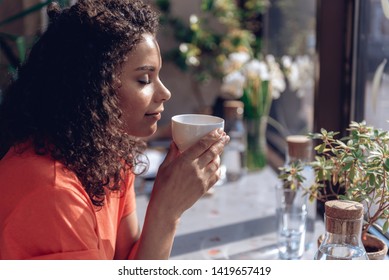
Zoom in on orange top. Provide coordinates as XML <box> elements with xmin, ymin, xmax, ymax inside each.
<box><xmin>0</xmin><ymin>144</ymin><xmax>136</xmax><ymax>260</ymax></box>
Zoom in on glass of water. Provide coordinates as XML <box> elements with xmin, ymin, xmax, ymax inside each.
<box><xmin>275</xmin><ymin>183</ymin><xmax>308</xmax><ymax>260</ymax></box>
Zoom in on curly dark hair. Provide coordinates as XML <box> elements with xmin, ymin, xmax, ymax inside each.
<box><xmin>0</xmin><ymin>0</ymin><xmax>160</xmax><ymax>207</ymax></box>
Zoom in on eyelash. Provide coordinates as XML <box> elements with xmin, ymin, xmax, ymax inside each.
<box><xmin>138</xmin><ymin>79</ymin><xmax>151</xmax><ymax>85</ymax></box>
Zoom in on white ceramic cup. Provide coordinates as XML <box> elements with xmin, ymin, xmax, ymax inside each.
<box><xmin>171</xmin><ymin>114</ymin><xmax>225</xmax><ymax>152</ymax></box>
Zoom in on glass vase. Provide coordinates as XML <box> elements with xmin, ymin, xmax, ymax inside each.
<box><xmin>245</xmin><ymin>116</ymin><xmax>267</xmax><ymax>171</ymax></box>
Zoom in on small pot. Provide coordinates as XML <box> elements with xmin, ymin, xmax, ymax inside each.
<box><xmin>363</xmin><ymin>233</ymin><xmax>388</xmax><ymax>260</ymax></box>
<box><xmin>317</xmin><ymin>233</ymin><xmax>388</xmax><ymax>260</ymax></box>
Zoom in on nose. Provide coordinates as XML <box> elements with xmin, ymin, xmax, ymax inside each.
<box><xmin>156</xmin><ymin>78</ymin><xmax>171</xmax><ymax>102</ymax></box>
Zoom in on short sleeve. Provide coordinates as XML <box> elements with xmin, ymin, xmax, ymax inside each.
<box><xmin>1</xmin><ymin>186</ymin><xmax>104</xmax><ymax>260</ymax></box>
<box><xmin>121</xmin><ymin>172</ymin><xmax>136</xmax><ymax>217</ymax></box>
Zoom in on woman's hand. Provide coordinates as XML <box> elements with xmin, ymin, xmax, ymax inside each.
<box><xmin>130</xmin><ymin>128</ymin><xmax>228</xmax><ymax>259</ymax></box>
<box><xmin>150</xmin><ymin>128</ymin><xmax>229</xmax><ymax>221</ymax></box>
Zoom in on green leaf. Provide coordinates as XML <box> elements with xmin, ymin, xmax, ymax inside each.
<box><xmin>338</xmin><ymin>194</ymin><xmax>348</xmax><ymax>200</ymax></box>
<box><xmin>384</xmin><ymin>158</ymin><xmax>389</xmax><ymax>171</ymax></box>
<box><xmin>342</xmin><ymin>161</ymin><xmax>353</xmax><ymax>171</ymax></box>
<box><xmin>354</xmin><ymin>149</ymin><xmax>363</xmax><ymax>158</ymax></box>
<box><xmin>349</xmin><ymin>166</ymin><xmax>355</xmax><ymax>181</ymax></box>
<box><xmin>309</xmin><ymin>133</ymin><xmax>322</xmax><ymax>139</ymax></box>
<box><xmin>369</xmin><ymin>174</ymin><xmax>375</xmax><ymax>186</ymax></box>
<box><xmin>15</xmin><ymin>36</ymin><xmax>26</xmax><ymax>62</ymax></box>
<box><xmin>343</xmin><ymin>156</ymin><xmax>354</xmax><ymax>163</ymax></box>
<box><xmin>336</xmin><ymin>140</ymin><xmax>349</xmax><ymax>148</ymax></box>
<box><xmin>315</xmin><ymin>143</ymin><xmax>326</xmax><ymax>154</ymax></box>
<box><xmin>318</xmin><ymin>169</ymin><xmax>324</xmax><ymax>181</ymax></box>
<box><xmin>383</xmin><ymin>220</ymin><xmax>389</xmax><ymax>234</ymax></box>
<box><xmin>201</xmin><ymin>0</ymin><xmax>214</xmax><ymax>11</ymax></box>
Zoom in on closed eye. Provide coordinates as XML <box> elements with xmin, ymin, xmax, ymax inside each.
<box><xmin>138</xmin><ymin>79</ymin><xmax>151</xmax><ymax>85</ymax></box>
<box><xmin>138</xmin><ymin>74</ymin><xmax>151</xmax><ymax>85</ymax></box>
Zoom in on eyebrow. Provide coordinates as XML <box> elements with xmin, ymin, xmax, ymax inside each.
<box><xmin>135</xmin><ymin>65</ymin><xmax>156</xmax><ymax>71</ymax></box>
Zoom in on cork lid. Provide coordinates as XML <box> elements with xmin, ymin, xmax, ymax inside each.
<box><xmin>325</xmin><ymin>200</ymin><xmax>364</xmax><ymax>220</ymax></box>
<box><xmin>324</xmin><ymin>200</ymin><xmax>364</xmax><ymax>235</ymax></box>
<box><xmin>223</xmin><ymin>100</ymin><xmax>244</xmax><ymax>120</ymax></box>
<box><xmin>286</xmin><ymin>135</ymin><xmax>312</xmax><ymax>160</ymax></box>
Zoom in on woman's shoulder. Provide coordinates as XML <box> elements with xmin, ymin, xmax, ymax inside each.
<box><xmin>0</xmin><ymin>143</ymin><xmax>55</xmax><ymax>183</ymax></box>
<box><xmin>0</xmin><ymin>142</ymin><xmax>90</xmax><ymax>205</ymax></box>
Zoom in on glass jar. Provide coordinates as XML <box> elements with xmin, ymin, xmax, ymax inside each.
<box><xmin>285</xmin><ymin>135</ymin><xmax>316</xmax><ymax>250</ymax></box>
<box><xmin>314</xmin><ymin>200</ymin><xmax>368</xmax><ymax>260</ymax></box>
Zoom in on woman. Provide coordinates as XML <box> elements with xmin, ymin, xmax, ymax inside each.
<box><xmin>0</xmin><ymin>0</ymin><xmax>228</xmax><ymax>259</ymax></box>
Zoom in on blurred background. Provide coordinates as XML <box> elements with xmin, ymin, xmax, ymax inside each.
<box><xmin>1</xmin><ymin>0</ymin><xmax>389</xmax><ymax>168</ymax></box>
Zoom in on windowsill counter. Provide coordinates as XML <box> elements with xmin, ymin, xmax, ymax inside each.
<box><xmin>135</xmin><ymin>166</ymin><xmax>325</xmax><ymax>260</ymax></box>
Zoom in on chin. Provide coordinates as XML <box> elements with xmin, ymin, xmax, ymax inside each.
<box><xmin>138</xmin><ymin>127</ymin><xmax>158</xmax><ymax>138</ymax></box>
<box><xmin>124</xmin><ymin>123</ymin><xmax>158</xmax><ymax>138</ymax></box>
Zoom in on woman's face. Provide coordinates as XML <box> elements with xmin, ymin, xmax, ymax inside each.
<box><xmin>117</xmin><ymin>33</ymin><xmax>171</xmax><ymax>137</ymax></box>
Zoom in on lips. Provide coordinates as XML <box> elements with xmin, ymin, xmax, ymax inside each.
<box><xmin>145</xmin><ymin>109</ymin><xmax>163</xmax><ymax>116</ymax></box>
<box><xmin>145</xmin><ymin>112</ymin><xmax>161</xmax><ymax>116</ymax></box>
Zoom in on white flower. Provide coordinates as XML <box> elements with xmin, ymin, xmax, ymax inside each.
<box><xmin>281</xmin><ymin>55</ymin><xmax>314</xmax><ymax>98</ymax></box>
<box><xmin>189</xmin><ymin>15</ymin><xmax>199</xmax><ymax>25</ymax></box>
<box><xmin>265</xmin><ymin>54</ymin><xmax>276</xmax><ymax>65</ymax></box>
<box><xmin>179</xmin><ymin>43</ymin><xmax>189</xmax><ymax>53</ymax></box>
<box><xmin>281</xmin><ymin>55</ymin><xmax>292</xmax><ymax>68</ymax></box>
<box><xmin>223</xmin><ymin>52</ymin><xmax>251</xmax><ymax>74</ymax></box>
<box><xmin>219</xmin><ymin>52</ymin><xmax>314</xmax><ymax>120</ymax></box>
<box><xmin>243</xmin><ymin>59</ymin><xmax>269</xmax><ymax>81</ymax></box>
<box><xmin>268</xmin><ymin>61</ymin><xmax>286</xmax><ymax>96</ymax></box>
<box><xmin>229</xmin><ymin>52</ymin><xmax>251</xmax><ymax>65</ymax></box>
<box><xmin>220</xmin><ymin>52</ymin><xmax>312</xmax><ymax>103</ymax></box>
<box><xmin>282</xmin><ymin>55</ymin><xmax>299</xmax><ymax>91</ymax></box>
<box><xmin>288</xmin><ymin>64</ymin><xmax>300</xmax><ymax>91</ymax></box>
<box><xmin>271</xmin><ymin>76</ymin><xmax>285</xmax><ymax>99</ymax></box>
<box><xmin>187</xmin><ymin>56</ymin><xmax>200</xmax><ymax>66</ymax></box>
<box><xmin>220</xmin><ymin>70</ymin><xmax>246</xmax><ymax>98</ymax></box>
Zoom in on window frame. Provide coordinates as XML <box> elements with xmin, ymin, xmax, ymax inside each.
<box><xmin>316</xmin><ymin>0</ymin><xmax>389</xmax><ymax>244</ymax></box>
<box><xmin>314</xmin><ymin>0</ymin><xmax>356</xmax><ymax>136</ymax></box>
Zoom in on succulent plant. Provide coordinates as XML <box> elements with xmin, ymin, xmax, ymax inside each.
<box><xmin>280</xmin><ymin>121</ymin><xmax>389</xmax><ymax>236</ymax></box>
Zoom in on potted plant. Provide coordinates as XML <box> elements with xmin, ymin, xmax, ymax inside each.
<box><xmin>279</xmin><ymin>121</ymin><xmax>389</xmax><ymax>259</ymax></box>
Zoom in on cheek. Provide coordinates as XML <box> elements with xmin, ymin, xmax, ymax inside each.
<box><xmin>118</xmin><ymin>84</ymin><xmax>151</xmax><ymax>107</ymax></box>
<box><xmin>116</xmin><ymin>83</ymin><xmax>155</xmax><ymax>129</ymax></box>
<box><xmin>121</xmin><ymin>101</ymin><xmax>143</xmax><ymax>123</ymax></box>
<box><xmin>119</xmin><ymin>103</ymin><xmax>142</xmax><ymax>135</ymax></box>
<box><xmin>118</xmin><ymin>93</ymin><xmax>149</xmax><ymax>129</ymax></box>
<box><xmin>125</xmin><ymin>95</ymin><xmax>149</xmax><ymax>116</ymax></box>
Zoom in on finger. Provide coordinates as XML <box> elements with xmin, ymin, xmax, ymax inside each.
<box><xmin>202</xmin><ymin>156</ymin><xmax>221</xmax><ymax>188</ymax></box>
<box><xmin>182</xmin><ymin>128</ymin><xmax>224</xmax><ymax>160</ymax></box>
<box><xmin>197</xmin><ymin>134</ymin><xmax>229</xmax><ymax>168</ymax></box>
<box><xmin>207</xmin><ymin>156</ymin><xmax>220</xmax><ymax>173</ymax></box>
<box><xmin>205</xmin><ymin>161</ymin><xmax>222</xmax><ymax>189</ymax></box>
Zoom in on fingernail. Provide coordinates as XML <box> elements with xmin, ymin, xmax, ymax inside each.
<box><xmin>222</xmin><ymin>135</ymin><xmax>230</xmax><ymax>144</ymax></box>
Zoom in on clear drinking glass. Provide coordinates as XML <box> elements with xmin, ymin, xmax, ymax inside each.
<box><xmin>275</xmin><ymin>183</ymin><xmax>307</xmax><ymax>260</ymax></box>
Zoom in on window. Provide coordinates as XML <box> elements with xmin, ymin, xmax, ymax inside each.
<box><xmin>353</xmin><ymin>0</ymin><xmax>389</xmax><ymax>238</ymax></box>
<box><xmin>265</xmin><ymin>0</ymin><xmax>317</xmax><ymax>165</ymax></box>
<box><xmin>316</xmin><ymin>0</ymin><xmax>389</xmax><ymax>240</ymax></box>
<box><xmin>354</xmin><ymin>0</ymin><xmax>389</xmax><ymax>129</ymax></box>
